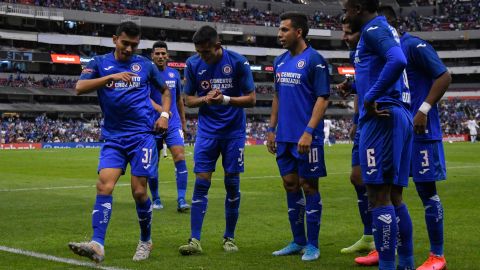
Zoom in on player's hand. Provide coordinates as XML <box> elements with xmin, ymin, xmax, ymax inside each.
<box><xmin>154</xmin><ymin>116</ymin><xmax>169</xmax><ymax>133</ymax></box>
<box><xmin>297</xmin><ymin>132</ymin><xmax>312</xmax><ymax>155</ymax></box>
<box><xmin>108</xmin><ymin>72</ymin><xmax>137</xmax><ymax>84</ymax></box>
<box><xmin>335</xmin><ymin>80</ymin><xmax>351</xmax><ymax>98</ymax></box>
<box><xmin>267</xmin><ymin>132</ymin><xmax>276</xmax><ymax>154</ymax></box>
<box><xmin>365</xmin><ymin>101</ymin><xmax>390</xmax><ymax>117</ymax></box>
<box><xmin>209</xmin><ymin>89</ymin><xmax>224</xmax><ymax>105</ymax></box>
<box><xmin>413</xmin><ymin>111</ymin><xmax>428</xmax><ymax>134</ymax></box>
<box><xmin>349</xmin><ymin>124</ymin><xmax>357</xmax><ymax>141</ymax></box>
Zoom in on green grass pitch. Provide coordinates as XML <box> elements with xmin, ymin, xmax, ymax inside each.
<box><xmin>0</xmin><ymin>143</ymin><xmax>479</xmax><ymax>269</ymax></box>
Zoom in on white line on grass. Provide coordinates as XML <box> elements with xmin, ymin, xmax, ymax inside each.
<box><xmin>0</xmin><ymin>245</ymin><xmax>130</xmax><ymax>270</ymax></box>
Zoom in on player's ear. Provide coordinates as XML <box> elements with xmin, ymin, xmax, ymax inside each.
<box><xmin>112</xmin><ymin>35</ymin><xmax>118</xmax><ymax>45</ymax></box>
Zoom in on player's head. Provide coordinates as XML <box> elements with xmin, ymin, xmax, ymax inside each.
<box><xmin>378</xmin><ymin>5</ymin><xmax>398</xmax><ymax>28</ymax></box>
<box><xmin>151</xmin><ymin>41</ymin><xmax>169</xmax><ymax>70</ymax></box>
<box><xmin>113</xmin><ymin>21</ymin><xmax>141</xmax><ymax>61</ymax></box>
<box><xmin>342</xmin><ymin>0</ymin><xmax>379</xmax><ymax>31</ymax></box>
<box><xmin>192</xmin><ymin>25</ymin><xmax>221</xmax><ymax>64</ymax></box>
<box><xmin>278</xmin><ymin>12</ymin><xmax>309</xmax><ymax>50</ymax></box>
<box><xmin>341</xmin><ymin>15</ymin><xmax>361</xmax><ymax>50</ymax></box>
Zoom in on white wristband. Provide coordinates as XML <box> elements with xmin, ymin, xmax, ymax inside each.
<box><xmin>161</xmin><ymin>112</ymin><xmax>170</xmax><ymax>119</ymax></box>
<box><xmin>418</xmin><ymin>102</ymin><xmax>432</xmax><ymax>115</ymax></box>
<box><xmin>222</xmin><ymin>95</ymin><xmax>231</xmax><ymax>105</ymax></box>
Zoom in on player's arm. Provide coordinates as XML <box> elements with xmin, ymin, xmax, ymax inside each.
<box><xmin>150</xmin><ymin>63</ymin><xmax>171</xmax><ymax>132</ymax></box>
<box><xmin>363</xmin><ymin>28</ymin><xmax>407</xmax><ymax>117</ymax></box>
<box><xmin>411</xmin><ymin>42</ymin><xmax>452</xmax><ymax>134</ymax></box>
<box><xmin>267</xmin><ymin>93</ymin><xmax>279</xmax><ymax>154</ymax></box>
<box><xmin>350</xmin><ymin>95</ymin><xmax>359</xmax><ymax>140</ymax></box>
<box><xmin>176</xmin><ymin>77</ymin><xmax>187</xmax><ymax>131</ymax></box>
<box><xmin>151</xmin><ymin>98</ymin><xmax>163</xmax><ymax>112</ymax></box>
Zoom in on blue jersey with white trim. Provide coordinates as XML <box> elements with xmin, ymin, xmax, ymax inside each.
<box><xmin>80</xmin><ymin>52</ymin><xmax>164</xmax><ymax>139</ymax></box>
<box><xmin>150</xmin><ymin>66</ymin><xmax>182</xmax><ymax>131</ymax></box>
<box><xmin>354</xmin><ymin>16</ymin><xmax>410</xmax><ymax>124</ymax></box>
<box><xmin>401</xmin><ymin>33</ymin><xmax>446</xmax><ymax>141</ymax></box>
<box><xmin>183</xmin><ymin>48</ymin><xmax>255</xmax><ymax>139</ymax></box>
<box><xmin>274</xmin><ymin>46</ymin><xmax>330</xmax><ymax>144</ymax></box>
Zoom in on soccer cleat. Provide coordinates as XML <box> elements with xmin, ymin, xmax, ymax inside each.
<box><xmin>223</xmin><ymin>237</ymin><xmax>239</xmax><ymax>252</ymax></box>
<box><xmin>355</xmin><ymin>250</ymin><xmax>379</xmax><ymax>266</ymax></box>
<box><xmin>152</xmin><ymin>199</ymin><xmax>164</xmax><ymax>210</ymax></box>
<box><xmin>177</xmin><ymin>198</ymin><xmax>191</xmax><ymax>213</ymax></box>
<box><xmin>301</xmin><ymin>244</ymin><xmax>320</xmax><ymax>261</ymax></box>
<box><xmin>68</xmin><ymin>241</ymin><xmax>105</xmax><ymax>263</ymax></box>
<box><xmin>340</xmin><ymin>235</ymin><xmax>375</xmax><ymax>254</ymax></box>
<box><xmin>272</xmin><ymin>242</ymin><xmax>306</xmax><ymax>256</ymax></box>
<box><xmin>179</xmin><ymin>238</ymin><xmax>202</xmax><ymax>255</ymax></box>
<box><xmin>132</xmin><ymin>240</ymin><xmax>153</xmax><ymax>261</ymax></box>
<box><xmin>416</xmin><ymin>253</ymin><xmax>447</xmax><ymax>270</ymax></box>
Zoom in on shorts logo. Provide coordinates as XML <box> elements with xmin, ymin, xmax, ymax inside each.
<box><xmin>130</xmin><ymin>63</ymin><xmax>142</xmax><ymax>73</ymax></box>
<box><xmin>366</xmin><ymin>168</ymin><xmax>377</xmax><ymax>175</ymax></box>
<box><xmin>222</xmin><ymin>64</ymin><xmax>232</xmax><ymax>75</ymax></box>
<box><xmin>296</xmin><ymin>59</ymin><xmax>306</xmax><ymax>69</ymax></box>
<box><xmin>168</xmin><ymin>72</ymin><xmax>175</xmax><ymax>78</ymax></box>
<box><xmin>310</xmin><ymin>166</ymin><xmax>319</xmax><ymax>172</ymax></box>
<box><xmin>200</xmin><ymin>80</ymin><xmax>211</xmax><ymax>90</ymax></box>
<box><xmin>419</xmin><ymin>168</ymin><xmax>430</xmax><ymax>175</ymax></box>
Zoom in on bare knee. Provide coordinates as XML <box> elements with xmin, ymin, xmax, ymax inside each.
<box><xmin>367</xmin><ymin>184</ymin><xmax>392</xmax><ymax>208</ymax></box>
<box><xmin>96</xmin><ymin>177</ymin><xmax>116</xmax><ymax>195</ymax></box>
<box><xmin>282</xmin><ymin>174</ymin><xmax>300</xmax><ymax>193</ymax></box>
<box><xmin>391</xmin><ymin>186</ymin><xmax>404</xmax><ymax>207</ymax></box>
<box><xmin>301</xmin><ymin>178</ymin><xmax>319</xmax><ymax>195</ymax></box>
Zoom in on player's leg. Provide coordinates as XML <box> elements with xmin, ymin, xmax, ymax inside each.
<box><xmin>129</xmin><ymin>134</ymin><xmax>159</xmax><ymax>261</ymax></box>
<box><xmin>148</xmin><ymin>138</ymin><xmax>163</xmax><ymax>209</ymax></box>
<box><xmin>391</xmin><ymin>186</ymin><xmax>414</xmax><ymax>269</ymax></box>
<box><xmin>179</xmin><ymin>137</ymin><xmax>219</xmax><ymax>255</ymax></box>
<box><xmin>166</xmin><ymin>128</ymin><xmax>190</xmax><ymax>212</ymax></box>
<box><xmin>69</xmin><ymin>141</ymin><xmax>126</xmax><ymax>263</ymax></box>
<box><xmin>272</xmin><ymin>143</ymin><xmax>306</xmax><ymax>256</ymax></box>
<box><xmin>219</xmin><ymin>138</ymin><xmax>245</xmax><ymax>252</ymax></box>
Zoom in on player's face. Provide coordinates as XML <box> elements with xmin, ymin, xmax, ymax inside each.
<box><xmin>195</xmin><ymin>41</ymin><xmax>221</xmax><ymax>64</ymax></box>
<box><xmin>151</xmin><ymin>47</ymin><xmax>169</xmax><ymax>69</ymax></box>
<box><xmin>342</xmin><ymin>24</ymin><xmax>360</xmax><ymax>50</ymax></box>
<box><xmin>278</xmin><ymin>19</ymin><xmax>301</xmax><ymax>50</ymax></box>
<box><xmin>342</xmin><ymin>0</ymin><xmax>362</xmax><ymax>33</ymax></box>
<box><xmin>113</xmin><ymin>32</ymin><xmax>140</xmax><ymax>61</ymax></box>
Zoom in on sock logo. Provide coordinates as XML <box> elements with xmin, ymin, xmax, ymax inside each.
<box><xmin>378</xmin><ymin>214</ymin><xmax>392</xmax><ymax>224</ymax></box>
<box><xmin>92</xmin><ymin>210</ymin><xmax>99</xmax><ymax>215</ymax></box>
<box><xmin>227</xmin><ymin>197</ymin><xmax>240</xmax><ymax>202</ymax></box>
<box><xmin>306</xmin><ymin>209</ymin><xmax>319</xmax><ymax>215</ymax></box>
<box><xmin>430</xmin><ymin>195</ymin><xmax>441</xmax><ymax>202</ymax></box>
<box><xmin>296</xmin><ymin>198</ymin><xmax>305</xmax><ymax>206</ymax></box>
<box><xmin>287</xmin><ymin>208</ymin><xmax>296</xmax><ymax>213</ymax></box>
<box><xmin>101</xmin><ymin>203</ymin><xmax>112</xmax><ymax>210</ymax></box>
<box><xmin>191</xmin><ymin>199</ymin><xmax>203</xmax><ymax>204</ymax></box>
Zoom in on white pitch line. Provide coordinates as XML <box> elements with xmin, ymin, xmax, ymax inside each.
<box><xmin>0</xmin><ymin>245</ymin><xmax>130</xmax><ymax>270</ymax></box>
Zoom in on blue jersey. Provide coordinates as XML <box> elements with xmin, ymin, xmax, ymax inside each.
<box><xmin>274</xmin><ymin>46</ymin><xmax>330</xmax><ymax>143</ymax></box>
<box><xmin>401</xmin><ymin>33</ymin><xmax>447</xmax><ymax>141</ymax></box>
<box><xmin>354</xmin><ymin>16</ymin><xmax>410</xmax><ymax>124</ymax></box>
<box><xmin>80</xmin><ymin>52</ymin><xmax>165</xmax><ymax>139</ymax></box>
<box><xmin>150</xmin><ymin>66</ymin><xmax>183</xmax><ymax>131</ymax></box>
<box><xmin>184</xmin><ymin>48</ymin><xmax>255</xmax><ymax>139</ymax></box>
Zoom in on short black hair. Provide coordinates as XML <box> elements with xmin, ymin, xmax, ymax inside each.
<box><xmin>152</xmin><ymin>41</ymin><xmax>168</xmax><ymax>50</ymax></box>
<box><xmin>341</xmin><ymin>14</ymin><xmax>361</xmax><ymax>33</ymax></box>
<box><xmin>115</xmin><ymin>21</ymin><xmax>141</xmax><ymax>37</ymax></box>
<box><xmin>347</xmin><ymin>0</ymin><xmax>379</xmax><ymax>13</ymax></box>
<box><xmin>280</xmin><ymin>12</ymin><xmax>309</xmax><ymax>39</ymax></box>
<box><xmin>192</xmin><ymin>26</ymin><xmax>218</xmax><ymax>45</ymax></box>
<box><xmin>378</xmin><ymin>5</ymin><xmax>398</xmax><ymax>28</ymax></box>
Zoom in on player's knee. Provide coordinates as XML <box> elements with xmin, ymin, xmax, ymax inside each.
<box><xmin>415</xmin><ymin>181</ymin><xmax>437</xmax><ymax>204</ymax></box>
<box><xmin>96</xmin><ymin>179</ymin><xmax>115</xmax><ymax>195</ymax></box>
<box><xmin>367</xmin><ymin>185</ymin><xmax>391</xmax><ymax>207</ymax></box>
<box><xmin>301</xmin><ymin>179</ymin><xmax>318</xmax><ymax>195</ymax></box>
<box><xmin>196</xmin><ymin>172</ymin><xmax>212</xmax><ymax>181</ymax></box>
<box><xmin>131</xmin><ymin>187</ymin><xmax>148</xmax><ymax>202</ymax></box>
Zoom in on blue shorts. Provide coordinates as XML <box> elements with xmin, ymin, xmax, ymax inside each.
<box><xmin>162</xmin><ymin>126</ymin><xmax>185</xmax><ymax>148</ymax></box>
<box><xmin>351</xmin><ymin>130</ymin><xmax>360</xmax><ymax>167</ymax></box>
<box><xmin>193</xmin><ymin>136</ymin><xmax>245</xmax><ymax>173</ymax></box>
<box><xmin>411</xmin><ymin>140</ymin><xmax>446</xmax><ymax>182</ymax></box>
<box><xmin>98</xmin><ymin>133</ymin><xmax>158</xmax><ymax>177</ymax></box>
<box><xmin>276</xmin><ymin>142</ymin><xmax>327</xmax><ymax>179</ymax></box>
<box><xmin>359</xmin><ymin>106</ymin><xmax>413</xmax><ymax>187</ymax></box>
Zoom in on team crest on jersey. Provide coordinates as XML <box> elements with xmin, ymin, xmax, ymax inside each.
<box><xmin>296</xmin><ymin>59</ymin><xmax>306</xmax><ymax>69</ymax></box>
<box><xmin>200</xmin><ymin>80</ymin><xmax>211</xmax><ymax>90</ymax></box>
<box><xmin>130</xmin><ymin>63</ymin><xmax>142</xmax><ymax>73</ymax></box>
<box><xmin>222</xmin><ymin>64</ymin><xmax>232</xmax><ymax>75</ymax></box>
<box><xmin>168</xmin><ymin>72</ymin><xmax>175</xmax><ymax>78</ymax></box>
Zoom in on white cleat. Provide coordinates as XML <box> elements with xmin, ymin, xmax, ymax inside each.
<box><xmin>132</xmin><ymin>240</ymin><xmax>153</xmax><ymax>261</ymax></box>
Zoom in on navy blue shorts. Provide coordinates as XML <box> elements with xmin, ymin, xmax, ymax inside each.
<box><xmin>193</xmin><ymin>136</ymin><xmax>245</xmax><ymax>174</ymax></box>
<box><xmin>276</xmin><ymin>142</ymin><xmax>327</xmax><ymax>179</ymax></box>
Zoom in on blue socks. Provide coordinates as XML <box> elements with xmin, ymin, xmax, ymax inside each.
<box><xmin>416</xmin><ymin>182</ymin><xmax>444</xmax><ymax>256</ymax></box>
<box><xmin>286</xmin><ymin>191</ymin><xmax>306</xmax><ymax>246</ymax></box>
<box><xmin>190</xmin><ymin>178</ymin><xmax>211</xmax><ymax>240</ymax></box>
<box><xmin>372</xmin><ymin>205</ymin><xmax>397</xmax><ymax>270</ymax></box>
<box><xmin>175</xmin><ymin>160</ymin><xmax>188</xmax><ymax>200</ymax></box>
<box><xmin>395</xmin><ymin>203</ymin><xmax>414</xmax><ymax>269</ymax></box>
<box><xmin>305</xmin><ymin>192</ymin><xmax>322</xmax><ymax>248</ymax></box>
<box><xmin>224</xmin><ymin>174</ymin><xmax>241</xmax><ymax>239</ymax></box>
<box><xmin>148</xmin><ymin>176</ymin><xmax>160</xmax><ymax>201</ymax></box>
<box><xmin>91</xmin><ymin>195</ymin><xmax>113</xmax><ymax>246</ymax></box>
<box><xmin>136</xmin><ymin>198</ymin><xmax>152</xmax><ymax>242</ymax></box>
<box><xmin>354</xmin><ymin>184</ymin><xmax>372</xmax><ymax>235</ymax></box>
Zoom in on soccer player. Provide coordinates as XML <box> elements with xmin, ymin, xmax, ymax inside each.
<box><xmin>337</xmin><ymin>17</ymin><xmax>375</xmax><ymax>255</ymax></box>
<box><xmin>149</xmin><ymin>41</ymin><xmax>191</xmax><ymax>212</ymax></box>
<box><xmin>267</xmin><ymin>12</ymin><xmax>330</xmax><ymax>261</ymax></box>
<box><xmin>68</xmin><ymin>21</ymin><xmax>171</xmax><ymax>262</ymax></box>
<box><xmin>467</xmin><ymin>118</ymin><xmax>479</xmax><ymax>143</ymax></box>
<box><xmin>323</xmin><ymin>118</ymin><xmax>334</xmax><ymax>147</ymax></box>
<box><xmin>343</xmin><ymin>1</ymin><xmax>414</xmax><ymax>269</ymax></box>
<box><xmin>178</xmin><ymin>25</ymin><xmax>256</xmax><ymax>255</ymax></box>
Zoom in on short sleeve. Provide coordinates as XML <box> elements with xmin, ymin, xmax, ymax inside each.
<box><xmin>183</xmin><ymin>60</ymin><xmax>196</xmax><ymax>96</ymax></box>
<box><xmin>79</xmin><ymin>59</ymin><xmax>100</xmax><ymax>80</ymax></box>
<box><xmin>237</xmin><ymin>58</ymin><xmax>255</xmax><ymax>94</ymax></box>
<box><xmin>310</xmin><ymin>53</ymin><xmax>330</xmax><ymax>98</ymax></box>
<box><xmin>148</xmin><ymin>61</ymin><xmax>166</xmax><ymax>90</ymax></box>
<box><xmin>410</xmin><ymin>40</ymin><xmax>447</xmax><ymax>79</ymax></box>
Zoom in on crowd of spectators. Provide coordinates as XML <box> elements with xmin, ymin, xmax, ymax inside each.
<box><xmin>0</xmin><ymin>73</ymin><xmax>76</xmax><ymax>89</ymax></box>
<box><xmin>3</xmin><ymin>0</ymin><xmax>479</xmax><ymax>31</ymax></box>
<box><xmin>0</xmin><ymin>114</ymin><xmax>100</xmax><ymax>144</ymax></box>
<box><xmin>439</xmin><ymin>98</ymin><xmax>480</xmax><ymax>135</ymax></box>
